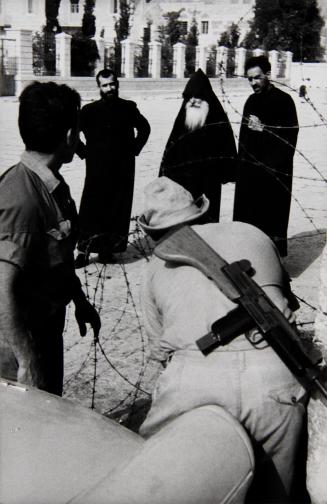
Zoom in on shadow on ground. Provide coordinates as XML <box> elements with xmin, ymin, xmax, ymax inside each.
<box><xmin>284</xmin><ymin>229</ymin><xmax>326</xmax><ymax>278</ymax></box>
<box><xmin>108</xmin><ymin>397</ymin><xmax>152</xmax><ymax>433</ymax></box>
<box><xmin>120</xmin><ymin>235</ymin><xmax>154</xmax><ymax>265</ymax></box>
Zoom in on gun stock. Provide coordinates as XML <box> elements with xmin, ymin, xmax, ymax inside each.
<box><xmin>155</xmin><ymin>225</ymin><xmax>240</xmax><ymax>301</ymax></box>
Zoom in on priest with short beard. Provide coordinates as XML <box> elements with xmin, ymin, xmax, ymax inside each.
<box><xmin>159</xmin><ymin>69</ymin><xmax>237</xmax><ymax>223</ymax></box>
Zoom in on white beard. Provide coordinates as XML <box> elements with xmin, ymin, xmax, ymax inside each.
<box><xmin>185</xmin><ymin>100</ymin><xmax>209</xmax><ymax>131</ymax></box>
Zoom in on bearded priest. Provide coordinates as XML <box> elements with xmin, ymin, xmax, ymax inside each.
<box><xmin>159</xmin><ymin>69</ymin><xmax>237</xmax><ymax>223</ymax></box>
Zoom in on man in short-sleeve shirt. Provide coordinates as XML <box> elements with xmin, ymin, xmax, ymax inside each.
<box><xmin>0</xmin><ymin>82</ymin><xmax>100</xmax><ymax>395</ymax></box>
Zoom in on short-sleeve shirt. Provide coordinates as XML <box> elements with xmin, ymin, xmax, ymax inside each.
<box><xmin>0</xmin><ymin>151</ymin><xmax>80</xmax><ymax>327</ymax></box>
<box><xmin>141</xmin><ymin>222</ymin><xmax>285</xmax><ymax>360</ymax></box>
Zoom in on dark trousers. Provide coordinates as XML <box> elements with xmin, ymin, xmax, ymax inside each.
<box><xmin>31</xmin><ymin>307</ymin><xmax>66</xmax><ymax>396</ymax></box>
<box><xmin>0</xmin><ymin>307</ymin><xmax>66</xmax><ymax>396</ymax></box>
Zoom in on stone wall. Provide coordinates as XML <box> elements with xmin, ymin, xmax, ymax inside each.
<box><xmin>2</xmin><ymin>29</ymin><xmax>294</xmax><ymax>98</ymax></box>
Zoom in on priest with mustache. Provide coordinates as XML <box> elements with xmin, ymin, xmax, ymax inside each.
<box><xmin>159</xmin><ymin>69</ymin><xmax>237</xmax><ymax>223</ymax></box>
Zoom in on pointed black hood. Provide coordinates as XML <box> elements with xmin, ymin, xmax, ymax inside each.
<box><xmin>159</xmin><ymin>68</ymin><xmax>237</xmax><ymax>189</ymax></box>
<box><xmin>182</xmin><ymin>69</ymin><xmax>216</xmax><ymax>103</ymax></box>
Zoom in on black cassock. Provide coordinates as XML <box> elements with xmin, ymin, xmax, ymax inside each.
<box><xmin>159</xmin><ymin>69</ymin><xmax>237</xmax><ymax>223</ymax></box>
<box><xmin>77</xmin><ymin>97</ymin><xmax>150</xmax><ymax>254</ymax></box>
<box><xmin>233</xmin><ymin>85</ymin><xmax>298</xmax><ymax>256</ymax></box>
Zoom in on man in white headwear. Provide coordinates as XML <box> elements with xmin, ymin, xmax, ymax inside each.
<box><xmin>138</xmin><ymin>176</ymin><xmax>309</xmax><ymax>503</ymax></box>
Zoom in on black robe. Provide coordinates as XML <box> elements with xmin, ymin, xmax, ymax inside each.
<box><xmin>159</xmin><ymin>69</ymin><xmax>237</xmax><ymax>223</ymax></box>
<box><xmin>77</xmin><ymin>97</ymin><xmax>150</xmax><ymax>253</ymax></box>
<box><xmin>233</xmin><ymin>85</ymin><xmax>298</xmax><ymax>256</ymax></box>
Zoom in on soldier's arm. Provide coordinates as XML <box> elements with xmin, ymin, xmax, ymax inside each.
<box><xmin>0</xmin><ymin>261</ymin><xmax>42</xmax><ymax>387</ymax></box>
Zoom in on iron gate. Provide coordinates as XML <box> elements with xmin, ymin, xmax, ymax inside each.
<box><xmin>0</xmin><ymin>38</ymin><xmax>17</xmax><ymax>96</ymax></box>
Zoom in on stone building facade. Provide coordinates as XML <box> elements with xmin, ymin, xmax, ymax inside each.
<box><xmin>131</xmin><ymin>0</ymin><xmax>255</xmax><ymax>46</ymax></box>
<box><xmin>0</xmin><ymin>0</ymin><xmax>118</xmax><ymax>38</ymax></box>
<box><xmin>0</xmin><ymin>0</ymin><xmax>254</xmax><ymax>44</ymax></box>
<box><xmin>0</xmin><ymin>0</ymin><xmax>326</xmax><ymax>57</ymax></box>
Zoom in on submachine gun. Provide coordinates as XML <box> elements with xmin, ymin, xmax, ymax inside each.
<box><xmin>154</xmin><ymin>225</ymin><xmax>327</xmax><ymax>399</ymax></box>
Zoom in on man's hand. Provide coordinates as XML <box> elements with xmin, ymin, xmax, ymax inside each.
<box><xmin>263</xmin><ymin>286</ymin><xmax>296</xmax><ymax>324</ymax></box>
<box><xmin>74</xmin><ymin>297</ymin><xmax>101</xmax><ymax>341</ymax></box>
<box><xmin>248</xmin><ymin>114</ymin><xmax>264</xmax><ymax>132</ymax></box>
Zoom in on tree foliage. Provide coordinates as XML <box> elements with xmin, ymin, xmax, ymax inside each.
<box><xmin>45</xmin><ymin>0</ymin><xmax>62</xmax><ymax>33</ymax></box>
<box><xmin>135</xmin><ymin>23</ymin><xmax>151</xmax><ymax>77</ymax></box>
<box><xmin>115</xmin><ymin>0</ymin><xmax>134</xmax><ymax>42</ymax></box>
<box><xmin>71</xmin><ymin>32</ymin><xmax>99</xmax><ymax>76</ymax></box>
<box><xmin>71</xmin><ymin>0</ymin><xmax>99</xmax><ymax>76</ymax></box>
<box><xmin>162</xmin><ymin>10</ymin><xmax>185</xmax><ymax>46</ymax></box>
<box><xmin>185</xmin><ymin>16</ymin><xmax>198</xmax><ymax>77</ymax></box>
<box><xmin>158</xmin><ymin>10</ymin><xmax>184</xmax><ymax>77</ymax></box>
<box><xmin>206</xmin><ymin>46</ymin><xmax>217</xmax><ymax>77</ymax></box>
<box><xmin>33</xmin><ymin>32</ymin><xmax>46</xmax><ymax>75</ymax></box>
<box><xmin>113</xmin><ymin>0</ymin><xmax>135</xmax><ymax>75</ymax></box>
<box><xmin>41</xmin><ymin>0</ymin><xmax>62</xmax><ymax>74</ymax></box>
<box><xmin>218</xmin><ymin>22</ymin><xmax>240</xmax><ymax>48</ymax></box>
<box><xmin>82</xmin><ymin>0</ymin><xmax>96</xmax><ymax>37</ymax></box>
<box><xmin>243</xmin><ymin>0</ymin><xmax>324</xmax><ymax>61</ymax></box>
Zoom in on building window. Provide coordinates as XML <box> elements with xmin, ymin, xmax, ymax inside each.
<box><xmin>71</xmin><ymin>1</ymin><xmax>79</xmax><ymax>14</ymax></box>
<box><xmin>201</xmin><ymin>21</ymin><xmax>209</xmax><ymax>34</ymax></box>
<box><xmin>113</xmin><ymin>0</ymin><xmax>118</xmax><ymax>13</ymax></box>
<box><xmin>231</xmin><ymin>0</ymin><xmax>239</xmax><ymax>3</ymax></box>
<box><xmin>243</xmin><ymin>0</ymin><xmax>251</xmax><ymax>3</ymax></box>
<box><xmin>27</xmin><ymin>0</ymin><xmax>34</xmax><ymax>13</ymax></box>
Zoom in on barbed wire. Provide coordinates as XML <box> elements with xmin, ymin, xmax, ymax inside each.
<box><xmin>214</xmin><ymin>69</ymin><xmax>327</xmax><ymax>241</ymax></box>
<box><xmin>63</xmin><ymin>221</ymin><xmax>157</xmax><ymax>425</ymax></box>
<box><xmin>161</xmin><ymin>150</ymin><xmax>323</xmax><ymax>238</ymax></box>
<box><xmin>217</xmin><ymin>72</ymin><xmax>327</xmax><ymax>185</ymax></box>
<box><xmin>62</xmin><ymin>73</ymin><xmax>326</xmax><ymax>428</ymax></box>
<box><xmin>276</xmin><ymin>79</ymin><xmax>327</xmax><ymax>125</ymax></box>
<box><xmin>63</xmin><ymin>227</ymin><xmax>325</xmax><ymax>424</ymax></box>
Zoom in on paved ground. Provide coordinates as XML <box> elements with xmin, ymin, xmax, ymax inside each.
<box><xmin>0</xmin><ymin>81</ymin><xmax>326</xmax><ymax>429</ymax></box>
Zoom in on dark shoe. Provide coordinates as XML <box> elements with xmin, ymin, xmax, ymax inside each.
<box><xmin>75</xmin><ymin>253</ymin><xmax>89</xmax><ymax>269</ymax></box>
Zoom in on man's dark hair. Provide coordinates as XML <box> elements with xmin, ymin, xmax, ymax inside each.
<box><xmin>96</xmin><ymin>68</ymin><xmax>118</xmax><ymax>86</ymax></box>
<box><xmin>19</xmin><ymin>81</ymin><xmax>81</xmax><ymax>154</ymax></box>
<box><xmin>245</xmin><ymin>56</ymin><xmax>271</xmax><ymax>74</ymax></box>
